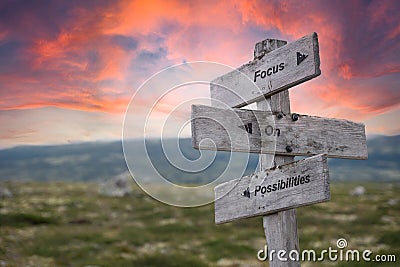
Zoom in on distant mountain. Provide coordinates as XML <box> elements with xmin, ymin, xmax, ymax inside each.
<box><xmin>0</xmin><ymin>139</ymin><xmax>258</xmax><ymax>183</ymax></box>
<box><xmin>0</xmin><ymin>141</ymin><xmax>127</xmax><ymax>182</ymax></box>
<box><xmin>0</xmin><ymin>135</ymin><xmax>399</xmax><ymax>182</ymax></box>
<box><xmin>328</xmin><ymin>135</ymin><xmax>400</xmax><ymax>182</ymax></box>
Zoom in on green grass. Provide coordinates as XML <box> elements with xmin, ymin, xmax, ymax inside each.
<box><xmin>0</xmin><ymin>181</ymin><xmax>399</xmax><ymax>266</ymax></box>
<box><xmin>203</xmin><ymin>239</ymin><xmax>255</xmax><ymax>261</ymax></box>
<box><xmin>0</xmin><ymin>212</ymin><xmax>58</xmax><ymax>226</ymax></box>
<box><xmin>132</xmin><ymin>252</ymin><xmax>209</xmax><ymax>267</ymax></box>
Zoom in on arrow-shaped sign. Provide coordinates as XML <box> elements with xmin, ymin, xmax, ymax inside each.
<box><xmin>215</xmin><ymin>154</ymin><xmax>330</xmax><ymax>224</ymax></box>
<box><xmin>191</xmin><ymin>104</ymin><xmax>368</xmax><ymax>159</ymax></box>
<box><xmin>210</xmin><ymin>32</ymin><xmax>321</xmax><ymax>108</ymax></box>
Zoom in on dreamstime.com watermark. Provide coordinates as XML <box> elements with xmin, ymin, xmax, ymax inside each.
<box><xmin>257</xmin><ymin>238</ymin><xmax>397</xmax><ymax>263</ymax></box>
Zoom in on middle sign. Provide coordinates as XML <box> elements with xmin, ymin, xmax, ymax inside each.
<box><xmin>192</xmin><ymin>104</ymin><xmax>367</xmax><ymax>159</ymax></box>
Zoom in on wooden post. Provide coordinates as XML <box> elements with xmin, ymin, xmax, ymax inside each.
<box><xmin>255</xmin><ymin>39</ymin><xmax>300</xmax><ymax>266</ymax></box>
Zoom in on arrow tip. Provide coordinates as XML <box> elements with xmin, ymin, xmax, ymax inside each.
<box><xmin>242</xmin><ymin>187</ymin><xmax>251</xmax><ymax>198</ymax></box>
<box><xmin>297</xmin><ymin>52</ymin><xmax>308</xmax><ymax>65</ymax></box>
<box><xmin>238</xmin><ymin>123</ymin><xmax>252</xmax><ymax>134</ymax></box>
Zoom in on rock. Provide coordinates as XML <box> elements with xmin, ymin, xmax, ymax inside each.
<box><xmin>0</xmin><ymin>187</ymin><xmax>12</xmax><ymax>198</ymax></box>
<box><xmin>99</xmin><ymin>172</ymin><xmax>132</xmax><ymax>197</ymax></box>
<box><xmin>349</xmin><ymin>186</ymin><xmax>365</xmax><ymax>196</ymax></box>
<box><xmin>387</xmin><ymin>199</ymin><xmax>398</xmax><ymax>206</ymax></box>
<box><xmin>381</xmin><ymin>215</ymin><xmax>395</xmax><ymax>224</ymax></box>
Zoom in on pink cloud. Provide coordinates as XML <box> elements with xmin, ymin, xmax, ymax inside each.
<box><xmin>0</xmin><ymin>0</ymin><xmax>399</xmax><ymax>147</ymax></box>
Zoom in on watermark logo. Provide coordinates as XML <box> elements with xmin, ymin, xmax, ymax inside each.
<box><xmin>122</xmin><ymin>61</ymin><xmax>276</xmax><ymax>207</ymax></box>
<box><xmin>257</xmin><ymin>238</ymin><xmax>396</xmax><ymax>263</ymax></box>
<box><xmin>336</xmin><ymin>238</ymin><xmax>347</xmax><ymax>249</ymax></box>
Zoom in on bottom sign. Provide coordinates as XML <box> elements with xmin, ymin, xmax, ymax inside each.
<box><xmin>214</xmin><ymin>154</ymin><xmax>330</xmax><ymax>224</ymax></box>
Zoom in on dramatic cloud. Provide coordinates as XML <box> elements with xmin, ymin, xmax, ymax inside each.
<box><xmin>0</xmin><ymin>0</ymin><xmax>399</xmax><ymax>147</ymax></box>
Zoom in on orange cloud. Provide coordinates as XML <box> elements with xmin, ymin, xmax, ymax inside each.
<box><xmin>0</xmin><ymin>0</ymin><xmax>399</xmax><ymax>148</ymax></box>
<box><xmin>339</xmin><ymin>64</ymin><xmax>352</xmax><ymax>80</ymax></box>
<box><xmin>0</xmin><ymin>97</ymin><xmax>130</xmax><ymax>114</ymax></box>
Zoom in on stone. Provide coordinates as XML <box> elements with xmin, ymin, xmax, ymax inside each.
<box><xmin>99</xmin><ymin>172</ymin><xmax>132</xmax><ymax>197</ymax></box>
<box><xmin>349</xmin><ymin>186</ymin><xmax>365</xmax><ymax>196</ymax></box>
<box><xmin>0</xmin><ymin>187</ymin><xmax>12</xmax><ymax>198</ymax></box>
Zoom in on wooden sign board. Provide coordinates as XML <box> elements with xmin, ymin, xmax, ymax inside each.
<box><xmin>192</xmin><ymin>104</ymin><xmax>367</xmax><ymax>159</ymax></box>
<box><xmin>210</xmin><ymin>32</ymin><xmax>321</xmax><ymax>108</ymax></box>
<box><xmin>214</xmin><ymin>154</ymin><xmax>329</xmax><ymax>224</ymax></box>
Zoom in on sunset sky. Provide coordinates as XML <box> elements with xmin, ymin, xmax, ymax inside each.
<box><xmin>0</xmin><ymin>0</ymin><xmax>399</xmax><ymax>148</ymax></box>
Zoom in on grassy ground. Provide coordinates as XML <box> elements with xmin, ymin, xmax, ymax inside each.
<box><xmin>0</xmin><ymin>181</ymin><xmax>399</xmax><ymax>267</ymax></box>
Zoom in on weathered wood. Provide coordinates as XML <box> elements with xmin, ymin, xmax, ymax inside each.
<box><xmin>254</xmin><ymin>39</ymin><xmax>288</xmax><ymax>59</ymax></box>
<box><xmin>263</xmin><ymin>209</ymin><xmax>299</xmax><ymax>264</ymax></box>
<box><xmin>214</xmin><ymin>154</ymin><xmax>330</xmax><ymax>224</ymax></box>
<box><xmin>191</xmin><ymin>104</ymin><xmax>367</xmax><ymax>159</ymax></box>
<box><xmin>210</xmin><ymin>32</ymin><xmax>320</xmax><ymax>108</ymax></box>
<box><xmin>209</xmin><ymin>37</ymin><xmax>301</xmax><ymax>267</ymax></box>
<box><xmin>262</xmin><ymin>89</ymin><xmax>299</xmax><ymax>267</ymax></box>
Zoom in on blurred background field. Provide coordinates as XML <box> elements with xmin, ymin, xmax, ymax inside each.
<box><xmin>1</xmin><ymin>181</ymin><xmax>399</xmax><ymax>267</ymax></box>
<box><xmin>0</xmin><ymin>135</ymin><xmax>399</xmax><ymax>266</ymax></box>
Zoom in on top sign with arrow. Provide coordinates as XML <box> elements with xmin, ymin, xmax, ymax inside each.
<box><xmin>210</xmin><ymin>32</ymin><xmax>320</xmax><ymax>108</ymax></box>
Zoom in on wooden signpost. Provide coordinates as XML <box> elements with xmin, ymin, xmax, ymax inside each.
<box><xmin>191</xmin><ymin>32</ymin><xmax>367</xmax><ymax>266</ymax></box>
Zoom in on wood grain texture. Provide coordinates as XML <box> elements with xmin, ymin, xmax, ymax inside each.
<box><xmin>191</xmin><ymin>104</ymin><xmax>367</xmax><ymax>159</ymax></box>
<box><xmin>262</xmin><ymin>89</ymin><xmax>299</xmax><ymax>267</ymax></box>
<box><xmin>210</xmin><ymin>32</ymin><xmax>320</xmax><ymax>108</ymax></box>
<box><xmin>254</xmin><ymin>39</ymin><xmax>288</xmax><ymax>59</ymax></box>
<box><xmin>214</xmin><ymin>154</ymin><xmax>330</xmax><ymax>224</ymax></box>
